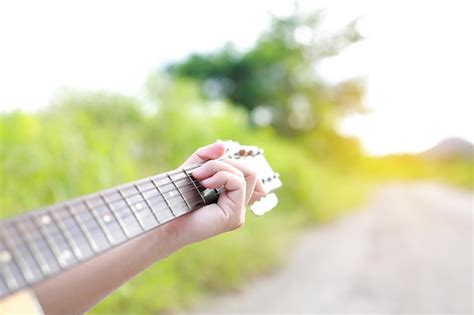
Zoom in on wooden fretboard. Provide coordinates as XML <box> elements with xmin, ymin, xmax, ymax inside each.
<box><xmin>0</xmin><ymin>164</ymin><xmax>217</xmax><ymax>298</ymax></box>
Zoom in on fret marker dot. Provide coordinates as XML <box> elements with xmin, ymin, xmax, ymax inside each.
<box><xmin>135</xmin><ymin>203</ymin><xmax>143</xmax><ymax>210</ymax></box>
<box><xmin>60</xmin><ymin>250</ymin><xmax>72</xmax><ymax>264</ymax></box>
<box><xmin>169</xmin><ymin>191</ymin><xmax>175</xmax><ymax>197</ymax></box>
<box><xmin>0</xmin><ymin>250</ymin><xmax>11</xmax><ymax>263</ymax></box>
<box><xmin>41</xmin><ymin>215</ymin><xmax>52</xmax><ymax>225</ymax></box>
<box><xmin>103</xmin><ymin>214</ymin><xmax>112</xmax><ymax>223</ymax></box>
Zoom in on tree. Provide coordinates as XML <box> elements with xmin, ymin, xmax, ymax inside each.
<box><xmin>167</xmin><ymin>11</ymin><xmax>364</xmax><ymax>136</ymax></box>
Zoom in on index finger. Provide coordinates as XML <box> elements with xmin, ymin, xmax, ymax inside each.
<box><xmin>180</xmin><ymin>142</ymin><xmax>226</xmax><ymax>167</ymax></box>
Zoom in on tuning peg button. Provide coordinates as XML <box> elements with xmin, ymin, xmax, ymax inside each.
<box><xmin>251</xmin><ymin>193</ymin><xmax>278</xmax><ymax>216</ymax></box>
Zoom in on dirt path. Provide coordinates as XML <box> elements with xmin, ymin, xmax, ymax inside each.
<box><xmin>188</xmin><ymin>182</ymin><xmax>473</xmax><ymax>314</ymax></box>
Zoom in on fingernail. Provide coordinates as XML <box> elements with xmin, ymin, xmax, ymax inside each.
<box><xmin>192</xmin><ymin>167</ymin><xmax>203</xmax><ymax>177</ymax></box>
<box><xmin>200</xmin><ymin>178</ymin><xmax>211</xmax><ymax>187</ymax></box>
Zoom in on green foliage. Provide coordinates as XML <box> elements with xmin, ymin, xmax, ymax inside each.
<box><xmin>0</xmin><ymin>78</ymin><xmax>468</xmax><ymax>315</ymax></box>
<box><xmin>168</xmin><ymin>12</ymin><xmax>365</xmax><ymax>135</ymax></box>
<box><xmin>0</xmin><ymin>79</ymin><xmax>370</xmax><ymax>313</ymax></box>
<box><xmin>0</xmin><ymin>11</ymin><xmax>469</xmax><ymax>315</ymax></box>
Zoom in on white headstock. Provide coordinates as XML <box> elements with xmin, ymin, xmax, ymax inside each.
<box><xmin>219</xmin><ymin>140</ymin><xmax>282</xmax><ymax>215</ymax></box>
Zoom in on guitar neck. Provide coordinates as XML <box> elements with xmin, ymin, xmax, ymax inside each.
<box><xmin>0</xmin><ymin>164</ymin><xmax>217</xmax><ymax>299</ymax></box>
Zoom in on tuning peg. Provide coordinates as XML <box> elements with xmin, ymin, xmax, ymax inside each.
<box><xmin>251</xmin><ymin>193</ymin><xmax>278</xmax><ymax>216</ymax></box>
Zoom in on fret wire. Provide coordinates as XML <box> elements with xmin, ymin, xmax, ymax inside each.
<box><xmin>0</xmin><ymin>275</ymin><xmax>12</xmax><ymax>296</ymax></box>
<box><xmin>68</xmin><ymin>173</ymin><xmax>204</xmax><ymax>227</ymax></box>
<box><xmin>99</xmin><ymin>193</ymin><xmax>131</xmax><ymax>239</ymax></box>
<box><xmin>158</xmin><ymin>177</ymin><xmax>205</xmax><ymax>195</ymax></box>
<box><xmin>14</xmin><ymin>220</ymin><xmax>51</xmax><ymax>276</ymax></box>
<box><xmin>67</xmin><ymin>198</ymin><xmax>206</xmax><ymax>252</ymax></box>
<box><xmin>50</xmin><ymin>210</ymin><xmax>84</xmax><ymax>261</ymax></box>
<box><xmin>83</xmin><ymin>198</ymin><xmax>116</xmax><ymax>246</ymax></box>
<box><xmin>36</xmin><ymin>210</ymin><xmax>79</xmax><ymax>268</ymax></box>
<box><xmin>67</xmin><ymin>202</ymin><xmax>100</xmax><ymax>254</ymax></box>
<box><xmin>10</xmin><ymin>223</ymin><xmax>45</xmax><ymax>283</ymax></box>
<box><xmin>117</xmin><ymin>188</ymin><xmax>146</xmax><ymax>232</ymax></box>
<box><xmin>0</xmin><ymin>196</ymin><xmax>206</xmax><ymax>269</ymax></box>
<box><xmin>2</xmin><ymin>183</ymin><xmax>207</xmax><ymax>252</ymax></box>
<box><xmin>0</xmin><ymin>192</ymin><xmax>204</xmax><ymax>297</ymax></box>
<box><xmin>129</xmin><ymin>163</ymin><xmax>202</xmax><ymax>191</ymax></box>
<box><xmin>0</xmin><ymin>163</ymin><xmax>204</xmax><ymax>231</ymax></box>
<box><xmin>134</xmin><ymin>183</ymin><xmax>160</xmax><ymax>225</ymax></box>
<box><xmin>2</xmin><ymin>183</ymin><xmax>208</xmax><ymax>252</ymax></box>
<box><xmin>31</xmin><ymin>214</ymin><xmax>65</xmax><ymax>270</ymax></box>
<box><xmin>84</xmin><ymin>196</ymin><xmax>201</xmax><ymax>248</ymax></box>
<box><xmin>60</xmin><ymin>197</ymin><xmax>204</xmax><ymax>248</ymax></box>
<box><xmin>0</xmin><ymin>229</ymin><xmax>35</xmax><ymax>284</ymax></box>
<box><xmin>115</xmin><ymin>172</ymin><xmax>202</xmax><ymax>207</ymax></box>
<box><xmin>55</xmin><ymin>192</ymin><xmax>204</xmax><ymax>247</ymax></box>
<box><xmin>167</xmin><ymin>173</ymin><xmax>191</xmax><ymax>211</ymax></box>
<box><xmin>101</xmin><ymin>164</ymin><xmax>201</xmax><ymax>206</ymax></box>
<box><xmin>95</xmin><ymin>180</ymin><xmax>204</xmax><ymax>229</ymax></box>
<box><xmin>122</xmin><ymin>164</ymin><xmax>196</xmax><ymax>189</ymax></box>
<box><xmin>0</xmin><ymin>164</ymin><xmax>210</xmax><ymax>295</ymax></box>
<box><xmin>183</xmin><ymin>169</ymin><xmax>206</xmax><ymax>204</ymax></box>
<box><xmin>151</xmin><ymin>178</ymin><xmax>175</xmax><ymax>217</ymax></box>
<box><xmin>0</xmin><ymin>255</ymin><xmax>20</xmax><ymax>291</ymax></box>
<box><xmin>0</xmin><ymin>232</ymin><xmax>24</xmax><ymax>291</ymax></box>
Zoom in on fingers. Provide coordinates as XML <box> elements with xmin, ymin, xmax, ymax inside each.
<box><xmin>192</xmin><ymin>161</ymin><xmax>246</xmax><ymax>222</ymax></box>
<box><xmin>192</xmin><ymin>160</ymin><xmax>243</xmax><ymax>180</ymax></box>
<box><xmin>199</xmin><ymin>170</ymin><xmax>246</xmax><ymax>219</ymax></box>
<box><xmin>176</xmin><ymin>145</ymin><xmax>268</xmax><ymax>238</ymax></box>
<box><xmin>193</xmin><ymin>159</ymin><xmax>264</xmax><ymax>206</ymax></box>
<box><xmin>221</xmin><ymin>159</ymin><xmax>260</xmax><ymax>205</ymax></box>
<box><xmin>180</xmin><ymin>142</ymin><xmax>225</xmax><ymax>167</ymax></box>
<box><xmin>192</xmin><ymin>160</ymin><xmax>253</xmax><ymax>205</ymax></box>
<box><xmin>200</xmin><ymin>171</ymin><xmax>244</xmax><ymax>192</ymax></box>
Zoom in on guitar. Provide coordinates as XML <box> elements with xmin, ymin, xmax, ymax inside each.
<box><xmin>0</xmin><ymin>141</ymin><xmax>281</xmax><ymax>313</ymax></box>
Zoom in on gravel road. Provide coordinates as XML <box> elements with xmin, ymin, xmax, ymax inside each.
<box><xmin>188</xmin><ymin>182</ymin><xmax>473</xmax><ymax>314</ymax></box>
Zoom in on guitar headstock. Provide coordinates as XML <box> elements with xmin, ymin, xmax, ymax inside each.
<box><xmin>220</xmin><ymin>140</ymin><xmax>282</xmax><ymax>216</ymax></box>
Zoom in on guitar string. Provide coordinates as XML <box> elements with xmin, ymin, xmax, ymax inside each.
<box><xmin>58</xmin><ymin>176</ymin><xmax>208</xmax><ymax>237</ymax></box>
<box><xmin>0</xmin><ymin>175</ymin><xmax>212</xmax><ymax>272</ymax></box>
<box><xmin>4</xmin><ymin>169</ymin><xmax>206</xmax><ymax>244</ymax></box>
<box><xmin>65</xmin><ymin>174</ymin><xmax>207</xmax><ymax>228</ymax></box>
<box><xmin>0</xmin><ymin>190</ymin><xmax>208</xmax><ymax>283</ymax></box>
<box><xmin>5</xmin><ymin>179</ymin><xmax>208</xmax><ymax>250</ymax></box>
<box><xmin>93</xmin><ymin>165</ymin><xmax>204</xmax><ymax>205</ymax></box>
<box><xmin>11</xmin><ymin>152</ymin><xmax>259</xmax><ymax>228</ymax></box>
<box><xmin>69</xmin><ymin>181</ymin><xmax>208</xmax><ymax>241</ymax></box>
<box><xmin>7</xmin><ymin>156</ymin><xmax>266</xmax><ymax>249</ymax></box>
<box><xmin>2</xmin><ymin>163</ymin><xmax>204</xmax><ymax>227</ymax></box>
<box><xmin>0</xmin><ymin>195</ymin><xmax>208</xmax><ymax>290</ymax></box>
<box><xmin>1</xmin><ymin>159</ymin><xmax>272</xmax><ymax>283</ymax></box>
<box><xmin>4</xmin><ymin>156</ymin><xmax>267</xmax><ymax>245</ymax></box>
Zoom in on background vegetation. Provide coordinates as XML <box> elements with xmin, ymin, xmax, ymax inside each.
<box><xmin>0</xmin><ymin>12</ymin><xmax>471</xmax><ymax>314</ymax></box>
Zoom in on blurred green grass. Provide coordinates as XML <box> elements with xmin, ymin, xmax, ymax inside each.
<box><xmin>1</xmin><ymin>9</ymin><xmax>472</xmax><ymax>313</ymax></box>
<box><xmin>0</xmin><ymin>88</ymin><xmax>375</xmax><ymax>313</ymax></box>
<box><xmin>1</xmin><ymin>85</ymin><xmax>471</xmax><ymax>313</ymax></box>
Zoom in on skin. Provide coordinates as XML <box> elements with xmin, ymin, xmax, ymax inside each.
<box><xmin>32</xmin><ymin>142</ymin><xmax>264</xmax><ymax>315</ymax></box>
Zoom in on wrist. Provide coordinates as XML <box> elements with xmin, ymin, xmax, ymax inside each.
<box><xmin>154</xmin><ymin>219</ymin><xmax>187</xmax><ymax>255</ymax></box>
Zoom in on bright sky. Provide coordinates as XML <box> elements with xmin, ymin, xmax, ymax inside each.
<box><xmin>0</xmin><ymin>0</ymin><xmax>472</xmax><ymax>155</ymax></box>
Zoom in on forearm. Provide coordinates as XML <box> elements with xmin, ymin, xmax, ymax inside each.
<box><xmin>32</xmin><ymin>219</ymin><xmax>184</xmax><ymax>315</ymax></box>
<box><xmin>28</xmin><ymin>143</ymin><xmax>260</xmax><ymax>314</ymax></box>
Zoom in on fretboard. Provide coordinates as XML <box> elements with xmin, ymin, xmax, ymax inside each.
<box><xmin>0</xmin><ymin>164</ymin><xmax>217</xmax><ymax>298</ymax></box>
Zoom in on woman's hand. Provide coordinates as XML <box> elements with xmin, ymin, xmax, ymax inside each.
<box><xmin>31</xmin><ymin>142</ymin><xmax>264</xmax><ymax>315</ymax></box>
<box><xmin>164</xmin><ymin>142</ymin><xmax>264</xmax><ymax>247</ymax></box>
